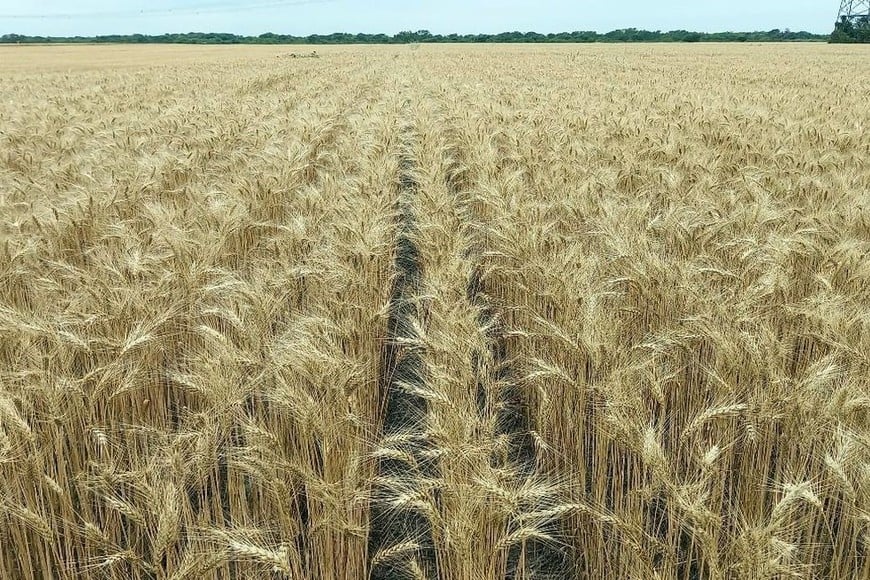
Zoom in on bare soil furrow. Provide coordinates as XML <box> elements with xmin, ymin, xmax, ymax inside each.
<box><xmin>369</xmin><ymin>115</ymin><xmax>440</xmax><ymax>580</ymax></box>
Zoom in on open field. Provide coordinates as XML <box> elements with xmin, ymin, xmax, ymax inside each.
<box><xmin>0</xmin><ymin>44</ymin><xmax>868</xmax><ymax>579</ymax></box>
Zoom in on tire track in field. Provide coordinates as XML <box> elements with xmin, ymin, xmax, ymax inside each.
<box><xmin>444</xmin><ymin>131</ymin><xmax>574</xmax><ymax>580</ymax></box>
<box><xmin>368</xmin><ymin>98</ymin><xmax>440</xmax><ymax>580</ymax></box>
<box><xmin>370</xmin><ymin>75</ymin><xmax>572</xmax><ymax>579</ymax></box>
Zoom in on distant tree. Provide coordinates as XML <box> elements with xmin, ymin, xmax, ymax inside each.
<box><xmin>831</xmin><ymin>16</ymin><xmax>870</xmax><ymax>43</ymax></box>
<box><xmin>0</xmin><ymin>28</ymin><xmax>831</xmax><ymax>45</ymax></box>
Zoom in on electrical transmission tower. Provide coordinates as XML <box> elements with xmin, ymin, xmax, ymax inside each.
<box><xmin>838</xmin><ymin>0</ymin><xmax>870</xmax><ymax>24</ymax></box>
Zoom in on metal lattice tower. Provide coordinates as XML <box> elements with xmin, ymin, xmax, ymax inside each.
<box><xmin>838</xmin><ymin>0</ymin><xmax>870</xmax><ymax>24</ymax></box>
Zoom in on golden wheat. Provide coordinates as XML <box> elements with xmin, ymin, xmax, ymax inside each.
<box><xmin>0</xmin><ymin>43</ymin><xmax>867</xmax><ymax>579</ymax></box>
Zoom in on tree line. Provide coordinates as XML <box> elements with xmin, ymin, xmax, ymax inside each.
<box><xmin>0</xmin><ymin>29</ymin><xmax>833</xmax><ymax>45</ymax></box>
<box><xmin>830</xmin><ymin>17</ymin><xmax>870</xmax><ymax>43</ymax></box>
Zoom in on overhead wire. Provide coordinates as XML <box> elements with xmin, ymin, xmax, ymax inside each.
<box><xmin>0</xmin><ymin>0</ymin><xmax>338</xmax><ymax>19</ymax></box>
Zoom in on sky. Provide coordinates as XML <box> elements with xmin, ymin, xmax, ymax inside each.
<box><xmin>0</xmin><ymin>0</ymin><xmax>839</xmax><ymax>36</ymax></box>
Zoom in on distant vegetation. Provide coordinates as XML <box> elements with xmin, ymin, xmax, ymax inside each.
<box><xmin>830</xmin><ymin>17</ymin><xmax>870</xmax><ymax>42</ymax></box>
<box><xmin>0</xmin><ymin>28</ymin><xmax>829</xmax><ymax>45</ymax></box>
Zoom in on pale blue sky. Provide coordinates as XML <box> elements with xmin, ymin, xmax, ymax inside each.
<box><xmin>0</xmin><ymin>0</ymin><xmax>837</xmax><ymax>36</ymax></box>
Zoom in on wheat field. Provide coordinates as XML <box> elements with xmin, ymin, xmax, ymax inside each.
<box><xmin>0</xmin><ymin>43</ymin><xmax>867</xmax><ymax>579</ymax></box>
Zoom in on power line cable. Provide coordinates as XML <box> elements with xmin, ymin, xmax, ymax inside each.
<box><xmin>0</xmin><ymin>0</ymin><xmax>337</xmax><ymax>19</ymax></box>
